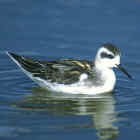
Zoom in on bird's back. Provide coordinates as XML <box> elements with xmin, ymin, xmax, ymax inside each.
<box><xmin>7</xmin><ymin>52</ymin><xmax>94</xmax><ymax>85</ymax></box>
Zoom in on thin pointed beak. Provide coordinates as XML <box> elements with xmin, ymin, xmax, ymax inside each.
<box><xmin>116</xmin><ymin>64</ymin><xmax>132</xmax><ymax>80</ymax></box>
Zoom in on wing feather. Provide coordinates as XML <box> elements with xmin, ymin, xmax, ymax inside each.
<box><xmin>7</xmin><ymin>52</ymin><xmax>93</xmax><ymax>84</ymax></box>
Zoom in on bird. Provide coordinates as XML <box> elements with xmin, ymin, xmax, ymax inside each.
<box><xmin>6</xmin><ymin>43</ymin><xmax>132</xmax><ymax>95</ymax></box>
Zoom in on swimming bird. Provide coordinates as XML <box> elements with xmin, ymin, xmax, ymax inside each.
<box><xmin>6</xmin><ymin>43</ymin><xmax>132</xmax><ymax>94</ymax></box>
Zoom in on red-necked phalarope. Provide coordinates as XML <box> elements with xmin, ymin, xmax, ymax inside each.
<box><xmin>6</xmin><ymin>43</ymin><xmax>132</xmax><ymax>94</ymax></box>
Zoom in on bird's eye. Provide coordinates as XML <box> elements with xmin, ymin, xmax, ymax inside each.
<box><xmin>101</xmin><ymin>52</ymin><xmax>114</xmax><ymax>59</ymax></box>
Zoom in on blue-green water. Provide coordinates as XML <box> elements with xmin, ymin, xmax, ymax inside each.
<box><xmin>0</xmin><ymin>0</ymin><xmax>140</xmax><ymax>139</ymax></box>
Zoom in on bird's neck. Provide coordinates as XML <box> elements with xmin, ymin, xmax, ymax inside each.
<box><xmin>94</xmin><ymin>66</ymin><xmax>116</xmax><ymax>92</ymax></box>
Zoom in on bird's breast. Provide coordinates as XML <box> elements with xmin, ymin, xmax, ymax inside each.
<box><xmin>100</xmin><ymin>68</ymin><xmax>116</xmax><ymax>92</ymax></box>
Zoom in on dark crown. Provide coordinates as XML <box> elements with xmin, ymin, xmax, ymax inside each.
<box><xmin>102</xmin><ymin>43</ymin><xmax>120</xmax><ymax>55</ymax></box>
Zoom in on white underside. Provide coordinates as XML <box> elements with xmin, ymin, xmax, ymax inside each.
<box><xmin>32</xmin><ymin>67</ymin><xmax>116</xmax><ymax>95</ymax></box>
<box><xmin>33</xmin><ymin>77</ymin><xmax>115</xmax><ymax>94</ymax></box>
<box><xmin>7</xmin><ymin>52</ymin><xmax>116</xmax><ymax>95</ymax></box>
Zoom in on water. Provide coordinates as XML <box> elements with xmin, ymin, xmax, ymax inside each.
<box><xmin>0</xmin><ymin>0</ymin><xmax>140</xmax><ymax>139</ymax></box>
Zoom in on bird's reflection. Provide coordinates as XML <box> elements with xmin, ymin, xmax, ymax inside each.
<box><xmin>16</xmin><ymin>88</ymin><xmax>119</xmax><ymax>140</ymax></box>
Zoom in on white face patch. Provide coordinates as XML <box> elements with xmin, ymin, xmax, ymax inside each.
<box><xmin>113</xmin><ymin>55</ymin><xmax>120</xmax><ymax>67</ymax></box>
<box><xmin>99</xmin><ymin>47</ymin><xmax>114</xmax><ymax>57</ymax></box>
<box><xmin>95</xmin><ymin>47</ymin><xmax>120</xmax><ymax>69</ymax></box>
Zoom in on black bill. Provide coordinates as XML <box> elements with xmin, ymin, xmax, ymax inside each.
<box><xmin>116</xmin><ymin>64</ymin><xmax>132</xmax><ymax>80</ymax></box>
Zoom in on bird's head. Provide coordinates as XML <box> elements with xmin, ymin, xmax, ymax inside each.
<box><xmin>95</xmin><ymin>43</ymin><xmax>132</xmax><ymax>79</ymax></box>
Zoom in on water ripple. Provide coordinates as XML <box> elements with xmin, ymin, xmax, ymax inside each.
<box><xmin>1</xmin><ymin>50</ymin><xmax>140</xmax><ymax>140</ymax></box>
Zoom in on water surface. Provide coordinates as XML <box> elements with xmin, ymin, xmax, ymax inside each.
<box><xmin>0</xmin><ymin>0</ymin><xmax>140</xmax><ymax>140</ymax></box>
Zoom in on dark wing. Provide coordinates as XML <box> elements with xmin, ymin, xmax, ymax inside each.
<box><xmin>41</xmin><ymin>59</ymin><xmax>93</xmax><ymax>84</ymax></box>
<box><xmin>7</xmin><ymin>52</ymin><xmax>93</xmax><ymax>84</ymax></box>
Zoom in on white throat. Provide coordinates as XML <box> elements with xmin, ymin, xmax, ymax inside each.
<box><xmin>95</xmin><ymin>66</ymin><xmax>116</xmax><ymax>93</ymax></box>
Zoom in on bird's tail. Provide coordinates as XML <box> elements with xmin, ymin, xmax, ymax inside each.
<box><xmin>6</xmin><ymin>52</ymin><xmax>44</xmax><ymax>76</ymax></box>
